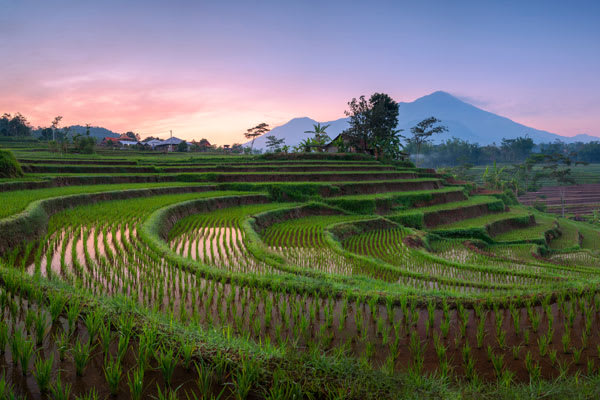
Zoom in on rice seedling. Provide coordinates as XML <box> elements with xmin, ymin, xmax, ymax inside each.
<box><xmin>117</xmin><ymin>333</ymin><xmax>130</xmax><ymax>364</ymax></box>
<box><xmin>572</xmin><ymin>347</ymin><xmax>583</xmax><ymax>365</ymax></box>
<box><xmin>72</xmin><ymin>338</ymin><xmax>94</xmax><ymax>376</ymax></box>
<box><xmin>14</xmin><ymin>334</ymin><xmax>35</xmax><ymax>375</ymax></box>
<box><xmin>104</xmin><ymin>356</ymin><xmax>123</xmax><ymax>395</ymax></box>
<box><xmin>127</xmin><ymin>367</ymin><xmax>145</xmax><ymax>400</ymax></box>
<box><xmin>157</xmin><ymin>346</ymin><xmax>178</xmax><ymax>387</ymax></box>
<box><xmin>50</xmin><ymin>373</ymin><xmax>72</xmax><ymax>400</ymax></box>
<box><xmin>2</xmin><ymin>154</ymin><xmax>600</xmax><ymax>398</ymax></box>
<box><xmin>33</xmin><ymin>353</ymin><xmax>53</xmax><ymax>393</ymax></box>
<box><xmin>54</xmin><ymin>330</ymin><xmax>70</xmax><ymax>361</ymax></box>
<box><xmin>99</xmin><ymin>322</ymin><xmax>113</xmax><ymax>357</ymax></box>
<box><xmin>66</xmin><ymin>299</ymin><xmax>81</xmax><ymax>334</ymax></box>
<box><xmin>84</xmin><ymin>310</ymin><xmax>104</xmax><ymax>342</ymax></box>
<box><xmin>233</xmin><ymin>357</ymin><xmax>260</xmax><ymax>400</ymax></box>
<box><xmin>0</xmin><ymin>321</ymin><xmax>8</xmax><ymax>353</ymax></box>
<box><xmin>75</xmin><ymin>388</ymin><xmax>99</xmax><ymax>400</ymax></box>
<box><xmin>9</xmin><ymin>328</ymin><xmax>23</xmax><ymax>366</ymax></box>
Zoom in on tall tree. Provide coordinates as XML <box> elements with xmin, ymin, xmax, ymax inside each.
<box><xmin>500</xmin><ymin>137</ymin><xmax>535</xmax><ymax>162</ymax></box>
<box><xmin>409</xmin><ymin>117</ymin><xmax>448</xmax><ymax>166</ymax></box>
<box><xmin>304</xmin><ymin>123</ymin><xmax>331</xmax><ymax>144</ymax></box>
<box><xmin>51</xmin><ymin>116</ymin><xmax>63</xmax><ymax>142</ymax></box>
<box><xmin>342</xmin><ymin>93</ymin><xmax>403</xmax><ymax>159</ymax></box>
<box><xmin>0</xmin><ymin>113</ymin><xmax>32</xmax><ymax>137</ymax></box>
<box><xmin>244</xmin><ymin>123</ymin><xmax>270</xmax><ymax>151</ymax></box>
<box><xmin>343</xmin><ymin>95</ymin><xmax>371</xmax><ymax>153</ymax></box>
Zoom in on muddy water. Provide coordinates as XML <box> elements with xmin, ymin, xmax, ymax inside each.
<box><xmin>171</xmin><ymin>226</ymin><xmax>275</xmax><ymax>275</ymax></box>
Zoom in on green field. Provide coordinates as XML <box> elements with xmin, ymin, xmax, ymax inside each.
<box><xmin>2</xmin><ymin>146</ymin><xmax>600</xmax><ymax>399</ymax></box>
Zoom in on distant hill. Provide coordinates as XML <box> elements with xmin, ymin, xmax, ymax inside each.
<box><xmin>66</xmin><ymin>125</ymin><xmax>120</xmax><ymax>140</ymax></box>
<box><xmin>247</xmin><ymin>91</ymin><xmax>599</xmax><ymax>150</ymax></box>
<box><xmin>32</xmin><ymin>125</ymin><xmax>121</xmax><ymax>140</ymax></box>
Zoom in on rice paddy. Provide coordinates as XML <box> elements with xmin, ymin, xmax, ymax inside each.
<box><xmin>1</xmin><ymin>150</ymin><xmax>600</xmax><ymax>399</ymax></box>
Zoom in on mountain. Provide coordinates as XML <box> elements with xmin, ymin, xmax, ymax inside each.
<box><xmin>247</xmin><ymin>91</ymin><xmax>599</xmax><ymax>150</ymax></box>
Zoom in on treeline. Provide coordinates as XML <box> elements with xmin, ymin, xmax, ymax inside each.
<box><xmin>0</xmin><ymin>113</ymin><xmax>32</xmax><ymax>137</ymax></box>
<box><xmin>407</xmin><ymin>137</ymin><xmax>600</xmax><ymax>167</ymax></box>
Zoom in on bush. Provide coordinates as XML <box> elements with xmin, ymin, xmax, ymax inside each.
<box><xmin>487</xmin><ymin>200</ymin><xmax>506</xmax><ymax>212</ymax></box>
<box><xmin>177</xmin><ymin>141</ymin><xmax>188</xmax><ymax>152</ymax></box>
<box><xmin>533</xmin><ymin>201</ymin><xmax>547</xmax><ymax>212</ymax></box>
<box><xmin>490</xmin><ymin>190</ymin><xmax>518</xmax><ymax>206</ymax></box>
<box><xmin>0</xmin><ymin>149</ymin><xmax>23</xmax><ymax>178</ymax></box>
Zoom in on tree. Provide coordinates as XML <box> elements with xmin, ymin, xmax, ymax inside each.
<box><xmin>342</xmin><ymin>93</ymin><xmax>403</xmax><ymax>159</ymax></box>
<box><xmin>176</xmin><ymin>141</ymin><xmax>188</xmax><ymax>152</ymax></box>
<box><xmin>265</xmin><ymin>135</ymin><xmax>285</xmax><ymax>152</ymax></box>
<box><xmin>73</xmin><ymin>134</ymin><xmax>96</xmax><ymax>154</ymax></box>
<box><xmin>123</xmin><ymin>131</ymin><xmax>140</xmax><ymax>141</ymax></box>
<box><xmin>304</xmin><ymin>123</ymin><xmax>331</xmax><ymax>149</ymax></box>
<box><xmin>51</xmin><ymin>116</ymin><xmax>63</xmax><ymax>142</ymax></box>
<box><xmin>244</xmin><ymin>123</ymin><xmax>270</xmax><ymax>151</ymax></box>
<box><xmin>538</xmin><ymin>152</ymin><xmax>582</xmax><ymax>217</ymax></box>
<box><xmin>332</xmin><ymin>135</ymin><xmax>349</xmax><ymax>153</ymax></box>
<box><xmin>40</xmin><ymin>127</ymin><xmax>54</xmax><ymax>140</ymax></box>
<box><xmin>0</xmin><ymin>113</ymin><xmax>32</xmax><ymax>137</ymax></box>
<box><xmin>500</xmin><ymin>137</ymin><xmax>534</xmax><ymax>162</ymax></box>
<box><xmin>408</xmin><ymin>117</ymin><xmax>448</xmax><ymax>166</ymax></box>
<box><xmin>482</xmin><ymin>161</ymin><xmax>508</xmax><ymax>190</ymax></box>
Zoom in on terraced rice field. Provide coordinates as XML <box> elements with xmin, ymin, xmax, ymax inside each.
<box><xmin>519</xmin><ymin>184</ymin><xmax>600</xmax><ymax>216</ymax></box>
<box><xmin>1</xmin><ymin>151</ymin><xmax>600</xmax><ymax>399</ymax></box>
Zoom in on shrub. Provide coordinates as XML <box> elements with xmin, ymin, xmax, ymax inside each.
<box><xmin>487</xmin><ymin>199</ymin><xmax>506</xmax><ymax>212</ymax></box>
<box><xmin>533</xmin><ymin>201</ymin><xmax>547</xmax><ymax>212</ymax></box>
<box><xmin>0</xmin><ymin>149</ymin><xmax>23</xmax><ymax>178</ymax></box>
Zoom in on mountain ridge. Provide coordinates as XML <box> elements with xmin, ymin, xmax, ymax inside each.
<box><xmin>247</xmin><ymin>91</ymin><xmax>598</xmax><ymax>150</ymax></box>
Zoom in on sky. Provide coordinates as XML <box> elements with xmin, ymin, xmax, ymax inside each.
<box><xmin>1</xmin><ymin>0</ymin><xmax>599</xmax><ymax>144</ymax></box>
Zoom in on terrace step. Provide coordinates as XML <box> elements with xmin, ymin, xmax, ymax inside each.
<box><xmin>214</xmin><ymin>171</ymin><xmax>418</xmax><ymax>183</ymax></box>
<box><xmin>494</xmin><ymin>214</ymin><xmax>558</xmax><ymax>244</ymax></box>
<box><xmin>519</xmin><ymin>183</ymin><xmax>600</xmax><ymax>215</ymax></box>
<box><xmin>21</xmin><ymin>163</ymin><xmax>398</xmax><ymax>174</ymax></box>
<box><xmin>387</xmin><ymin>196</ymin><xmax>505</xmax><ymax>228</ymax></box>
<box><xmin>432</xmin><ymin>207</ymin><xmax>536</xmax><ymax>241</ymax></box>
<box><xmin>332</xmin><ymin>179</ymin><xmax>442</xmax><ymax>196</ymax></box>
<box><xmin>324</xmin><ymin>187</ymin><xmax>467</xmax><ymax>214</ymax></box>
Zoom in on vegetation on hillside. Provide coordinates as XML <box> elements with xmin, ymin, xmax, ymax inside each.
<box><xmin>0</xmin><ymin>148</ymin><xmax>23</xmax><ymax>178</ymax></box>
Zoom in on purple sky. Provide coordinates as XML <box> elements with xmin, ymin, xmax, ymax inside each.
<box><xmin>1</xmin><ymin>0</ymin><xmax>599</xmax><ymax>144</ymax></box>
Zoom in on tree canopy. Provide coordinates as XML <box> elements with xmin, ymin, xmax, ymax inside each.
<box><xmin>342</xmin><ymin>93</ymin><xmax>403</xmax><ymax>159</ymax></box>
<box><xmin>0</xmin><ymin>113</ymin><xmax>32</xmax><ymax>137</ymax></box>
<box><xmin>265</xmin><ymin>135</ymin><xmax>285</xmax><ymax>152</ymax></box>
<box><xmin>244</xmin><ymin>123</ymin><xmax>270</xmax><ymax>151</ymax></box>
<box><xmin>408</xmin><ymin>117</ymin><xmax>448</xmax><ymax>166</ymax></box>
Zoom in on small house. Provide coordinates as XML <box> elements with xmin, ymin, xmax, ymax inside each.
<box><xmin>155</xmin><ymin>137</ymin><xmax>185</xmax><ymax>152</ymax></box>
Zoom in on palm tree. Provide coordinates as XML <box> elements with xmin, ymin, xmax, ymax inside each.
<box><xmin>482</xmin><ymin>161</ymin><xmax>507</xmax><ymax>190</ymax></box>
<box><xmin>304</xmin><ymin>123</ymin><xmax>331</xmax><ymax>152</ymax></box>
<box><xmin>304</xmin><ymin>123</ymin><xmax>331</xmax><ymax>142</ymax></box>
